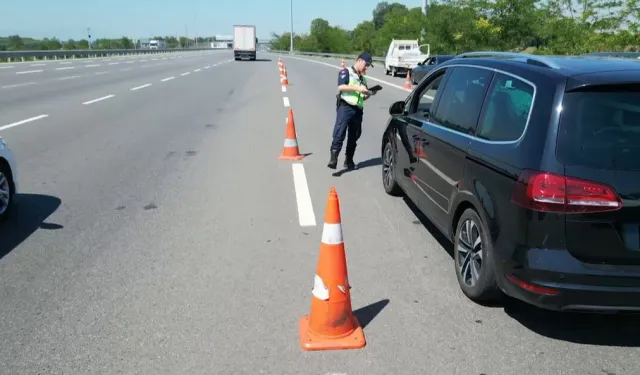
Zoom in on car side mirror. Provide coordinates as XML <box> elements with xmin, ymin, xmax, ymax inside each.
<box><xmin>389</xmin><ymin>101</ymin><xmax>406</xmax><ymax>115</ymax></box>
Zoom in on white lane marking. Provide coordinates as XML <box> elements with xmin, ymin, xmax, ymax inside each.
<box><xmin>94</xmin><ymin>71</ymin><xmax>109</xmax><ymax>75</ymax></box>
<box><xmin>82</xmin><ymin>94</ymin><xmax>115</xmax><ymax>105</ymax></box>
<box><xmin>161</xmin><ymin>76</ymin><xmax>175</xmax><ymax>82</ymax></box>
<box><xmin>130</xmin><ymin>83</ymin><xmax>151</xmax><ymax>91</ymax></box>
<box><xmin>1</xmin><ymin>82</ymin><xmax>36</xmax><ymax>89</ymax></box>
<box><xmin>283</xmin><ymin>97</ymin><xmax>290</xmax><ymax>107</ymax></box>
<box><xmin>162</xmin><ymin>57</ymin><xmax>167</xmax><ymax>60</ymax></box>
<box><xmin>151</xmin><ymin>58</ymin><xmax>158</xmax><ymax>61</ymax></box>
<box><xmin>59</xmin><ymin>61</ymin><xmax>73</xmax><ymax>64</ymax></box>
<box><xmin>58</xmin><ymin>75</ymin><xmax>80</xmax><ymax>80</ymax></box>
<box><xmin>204</xmin><ymin>66</ymin><xmax>210</xmax><ymax>69</ymax></box>
<box><xmin>126</xmin><ymin>61</ymin><xmax>135</xmax><ymax>64</ymax></box>
<box><xmin>120</xmin><ymin>68</ymin><xmax>133</xmax><ymax>72</ymax></box>
<box><xmin>181</xmin><ymin>72</ymin><xmax>190</xmax><ymax>76</ymax></box>
<box><xmin>140</xmin><ymin>59</ymin><xmax>148</xmax><ymax>62</ymax></box>
<box><xmin>0</xmin><ymin>114</ymin><xmax>49</xmax><ymax>132</ymax></box>
<box><xmin>282</xmin><ymin>55</ymin><xmax>412</xmax><ymax>93</ymax></box>
<box><xmin>85</xmin><ymin>60</ymin><xmax>94</xmax><ymax>63</ymax></box>
<box><xmin>85</xmin><ymin>64</ymin><xmax>100</xmax><ymax>67</ymax></box>
<box><xmin>141</xmin><ymin>64</ymin><xmax>152</xmax><ymax>68</ymax></box>
<box><xmin>0</xmin><ymin>65</ymin><xmax>14</xmax><ymax>69</ymax></box>
<box><xmin>108</xmin><ymin>62</ymin><xmax>119</xmax><ymax>65</ymax></box>
<box><xmin>56</xmin><ymin>66</ymin><xmax>75</xmax><ymax>70</ymax></box>
<box><xmin>292</xmin><ymin>163</ymin><xmax>317</xmax><ymax>227</ymax></box>
<box><xmin>178</xmin><ymin>56</ymin><xmax>183</xmax><ymax>58</ymax></box>
<box><xmin>194</xmin><ymin>68</ymin><xmax>201</xmax><ymax>72</ymax></box>
<box><xmin>16</xmin><ymin>69</ymin><xmax>43</xmax><ymax>74</ymax></box>
<box><xmin>30</xmin><ymin>63</ymin><xmax>45</xmax><ymax>66</ymax></box>
<box><xmin>281</xmin><ymin>86</ymin><xmax>287</xmax><ymax>92</ymax></box>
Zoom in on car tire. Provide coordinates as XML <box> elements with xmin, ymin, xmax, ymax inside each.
<box><xmin>381</xmin><ymin>136</ymin><xmax>403</xmax><ymax>197</ymax></box>
<box><xmin>0</xmin><ymin>163</ymin><xmax>14</xmax><ymax>223</ymax></box>
<box><xmin>453</xmin><ymin>208</ymin><xmax>499</xmax><ymax>302</ymax></box>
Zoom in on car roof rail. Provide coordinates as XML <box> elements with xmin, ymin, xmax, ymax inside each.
<box><xmin>454</xmin><ymin>51</ymin><xmax>561</xmax><ymax>69</ymax></box>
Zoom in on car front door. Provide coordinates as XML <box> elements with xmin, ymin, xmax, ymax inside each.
<box><xmin>417</xmin><ymin>66</ymin><xmax>495</xmax><ymax>229</ymax></box>
<box><xmin>399</xmin><ymin>68</ymin><xmax>450</xmax><ymax>222</ymax></box>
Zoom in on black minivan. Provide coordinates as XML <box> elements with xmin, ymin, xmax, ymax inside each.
<box><xmin>381</xmin><ymin>51</ymin><xmax>640</xmax><ymax>312</ymax></box>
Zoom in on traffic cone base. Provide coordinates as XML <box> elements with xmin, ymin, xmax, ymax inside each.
<box><xmin>299</xmin><ymin>315</ymin><xmax>366</xmax><ymax>351</ymax></box>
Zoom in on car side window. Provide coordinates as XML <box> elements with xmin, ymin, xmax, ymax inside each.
<box><xmin>431</xmin><ymin>67</ymin><xmax>494</xmax><ymax>135</ymax></box>
<box><xmin>477</xmin><ymin>73</ymin><xmax>534</xmax><ymax>142</ymax></box>
<box><xmin>409</xmin><ymin>70</ymin><xmax>446</xmax><ymax>119</ymax></box>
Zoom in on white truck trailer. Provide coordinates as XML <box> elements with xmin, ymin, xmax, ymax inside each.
<box><xmin>233</xmin><ymin>25</ymin><xmax>257</xmax><ymax>61</ymax></box>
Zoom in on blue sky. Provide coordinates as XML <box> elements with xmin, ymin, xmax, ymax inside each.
<box><xmin>1</xmin><ymin>0</ymin><xmax>422</xmax><ymax>40</ymax></box>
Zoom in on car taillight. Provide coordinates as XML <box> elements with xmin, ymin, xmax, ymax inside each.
<box><xmin>510</xmin><ymin>169</ymin><xmax>622</xmax><ymax>213</ymax></box>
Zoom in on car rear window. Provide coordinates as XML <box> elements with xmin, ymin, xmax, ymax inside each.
<box><xmin>557</xmin><ymin>88</ymin><xmax>640</xmax><ymax>171</ymax></box>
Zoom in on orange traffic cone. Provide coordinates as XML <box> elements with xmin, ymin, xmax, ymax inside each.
<box><xmin>278</xmin><ymin>109</ymin><xmax>304</xmax><ymax>160</ymax></box>
<box><xmin>299</xmin><ymin>187</ymin><xmax>366</xmax><ymax>351</ymax></box>
<box><xmin>281</xmin><ymin>67</ymin><xmax>289</xmax><ymax>86</ymax></box>
<box><xmin>341</xmin><ymin>58</ymin><xmax>345</xmax><ymax>68</ymax></box>
<box><xmin>404</xmin><ymin>70</ymin><xmax>412</xmax><ymax>89</ymax></box>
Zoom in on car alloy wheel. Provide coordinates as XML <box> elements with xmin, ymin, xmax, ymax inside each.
<box><xmin>0</xmin><ymin>170</ymin><xmax>11</xmax><ymax>216</ymax></box>
<box><xmin>382</xmin><ymin>142</ymin><xmax>395</xmax><ymax>190</ymax></box>
<box><xmin>457</xmin><ymin>218</ymin><xmax>483</xmax><ymax>287</ymax></box>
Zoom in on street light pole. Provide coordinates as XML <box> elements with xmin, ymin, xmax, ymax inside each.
<box><xmin>289</xmin><ymin>0</ymin><xmax>294</xmax><ymax>53</ymax></box>
<box><xmin>87</xmin><ymin>27</ymin><xmax>92</xmax><ymax>50</ymax></box>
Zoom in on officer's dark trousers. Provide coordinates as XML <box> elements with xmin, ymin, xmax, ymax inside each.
<box><xmin>331</xmin><ymin>103</ymin><xmax>363</xmax><ymax>158</ymax></box>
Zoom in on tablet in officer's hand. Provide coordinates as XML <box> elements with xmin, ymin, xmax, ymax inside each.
<box><xmin>369</xmin><ymin>85</ymin><xmax>383</xmax><ymax>92</ymax></box>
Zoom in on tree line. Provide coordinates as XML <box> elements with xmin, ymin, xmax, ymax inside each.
<box><xmin>0</xmin><ymin>35</ymin><xmax>220</xmax><ymax>51</ymax></box>
<box><xmin>270</xmin><ymin>0</ymin><xmax>640</xmax><ymax>56</ymax></box>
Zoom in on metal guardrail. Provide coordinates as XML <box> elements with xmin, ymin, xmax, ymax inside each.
<box><xmin>270</xmin><ymin>50</ymin><xmax>385</xmax><ymax>62</ymax></box>
<box><xmin>0</xmin><ymin>48</ymin><xmax>214</xmax><ymax>62</ymax></box>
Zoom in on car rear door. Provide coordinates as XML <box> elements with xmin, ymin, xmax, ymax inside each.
<box><xmin>556</xmin><ymin>85</ymin><xmax>640</xmax><ymax>265</ymax></box>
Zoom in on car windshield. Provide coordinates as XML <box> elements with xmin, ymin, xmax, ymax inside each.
<box><xmin>557</xmin><ymin>88</ymin><xmax>640</xmax><ymax>171</ymax></box>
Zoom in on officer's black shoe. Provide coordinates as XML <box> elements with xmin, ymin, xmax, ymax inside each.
<box><xmin>327</xmin><ymin>151</ymin><xmax>338</xmax><ymax>169</ymax></box>
<box><xmin>344</xmin><ymin>156</ymin><xmax>356</xmax><ymax>170</ymax></box>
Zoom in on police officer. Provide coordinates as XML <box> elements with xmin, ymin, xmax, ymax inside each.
<box><xmin>328</xmin><ymin>52</ymin><xmax>376</xmax><ymax>170</ymax></box>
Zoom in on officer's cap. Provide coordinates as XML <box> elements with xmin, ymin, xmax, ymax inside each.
<box><xmin>357</xmin><ymin>52</ymin><xmax>374</xmax><ymax>67</ymax></box>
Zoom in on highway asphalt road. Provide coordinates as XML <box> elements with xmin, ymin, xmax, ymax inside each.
<box><xmin>0</xmin><ymin>51</ymin><xmax>638</xmax><ymax>375</ymax></box>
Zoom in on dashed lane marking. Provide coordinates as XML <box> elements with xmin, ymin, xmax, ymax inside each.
<box><xmin>292</xmin><ymin>163</ymin><xmax>317</xmax><ymax>227</ymax></box>
<box><xmin>58</xmin><ymin>75</ymin><xmax>81</xmax><ymax>80</ymax></box>
<box><xmin>283</xmin><ymin>97</ymin><xmax>290</xmax><ymax>107</ymax></box>
<box><xmin>130</xmin><ymin>83</ymin><xmax>151</xmax><ymax>91</ymax></box>
<box><xmin>181</xmin><ymin>72</ymin><xmax>190</xmax><ymax>76</ymax></box>
<box><xmin>16</xmin><ymin>69</ymin><xmax>43</xmax><ymax>75</ymax></box>
<box><xmin>94</xmin><ymin>71</ymin><xmax>109</xmax><ymax>75</ymax></box>
<box><xmin>0</xmin><ymin>65</ymin><xmax>14</xmax><ymax>69</ymax></box>
<box><xmin>30</xmin><ymin>63</ymin><xmax>46</xmax><ymax>67</ymax></box>
<box><xmin>161</xmin><ymin>76</ymin><xmax>175</xmax><ymax>82</ymax></box>
<box><xmin>85</xmin><ymin>64</ymin><xmax>100</xmax><ymax>68</ymax></box>
<box><xmin>0</xmin><ymin>114</ymin><xmax>49</xmax><ymax>132</ymax></box>
<box><xmin>194</xmin><ymin>68</ymin><xmax>201</xmax><ymax>72</ymax></box>
<box><xmin>281</xmin><ymin>86</ymin><xmax>287</xmax><ymax>92</ymax></box>
<box><xmin>1</xmin><ymin>82</ymin><xmax>36</xmax><ymax>89</ymax></box>
<box><xmin>56</xmin><ymin>66</ymin><xmax>75</xmax><ymax>70</ymax></box>
<box><xmin>82</xmin><ymin>94</ymin><xmax>115</xmax><ymax>105</ymax></box>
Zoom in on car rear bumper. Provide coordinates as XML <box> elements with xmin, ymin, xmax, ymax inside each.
<box><xmin>497</xmin><ymin>248</ymin><xmax>640</xmax><ymax>312</ymax></box>
<box><xmin>0</xmin><ymin>142</ymin><xmax>18</xmax><ymax>198</ymax></box>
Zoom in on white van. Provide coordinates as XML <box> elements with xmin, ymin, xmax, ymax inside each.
<box><xmin>384</xmin><ymin>39</ymin><xmax>430</xmax><ymax>77</ymax></box>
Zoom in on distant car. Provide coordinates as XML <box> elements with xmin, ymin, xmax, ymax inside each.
<box><xmin>381</xmin><ymin>51</ymin><xmax>640</xmax><ymax>313</ymax></box>
<box><xmin>0</xmin><ymin>136</ymin><xmax>17</xmax><ymax>222</ymax></box>
<box><xmin>410</xmin><ymin>55</ymin><xmax>454</xmax><ymax>84</ymax></box>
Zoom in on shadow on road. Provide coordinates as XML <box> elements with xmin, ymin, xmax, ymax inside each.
<box><xmin>504</xmin><ymin>299</ymin><xmax>640</xmax><ymax>347</ymax></box>
<box><xmin>354</xmin><ymin>299</ymin><xmax>390</xmax><ymax>329</ymax></box>
<box><xmin>332</xmin><ymin>157</ymin><xmax>381</xmax><ymax>177</ymax></box>
<box><xmin>402</xmin><ymin>194</ymin><xmax>640</xmax><ymax>347</ymax></box>
<box><xmin>0</xmin><ymin>193</ymin><xmax>62</xmax><ymax>260</ymax></box>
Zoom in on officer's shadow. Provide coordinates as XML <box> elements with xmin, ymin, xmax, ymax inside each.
<box><xmin>332</xmin><ymin>157</ymin><xmax>382</xmax><ymax>177</ymax></box>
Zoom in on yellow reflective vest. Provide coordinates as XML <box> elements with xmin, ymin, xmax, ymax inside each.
<box><xmin>340</xmin><ymin>67</ymin><xmax>368</xmax><ymax>108</ymax></box>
